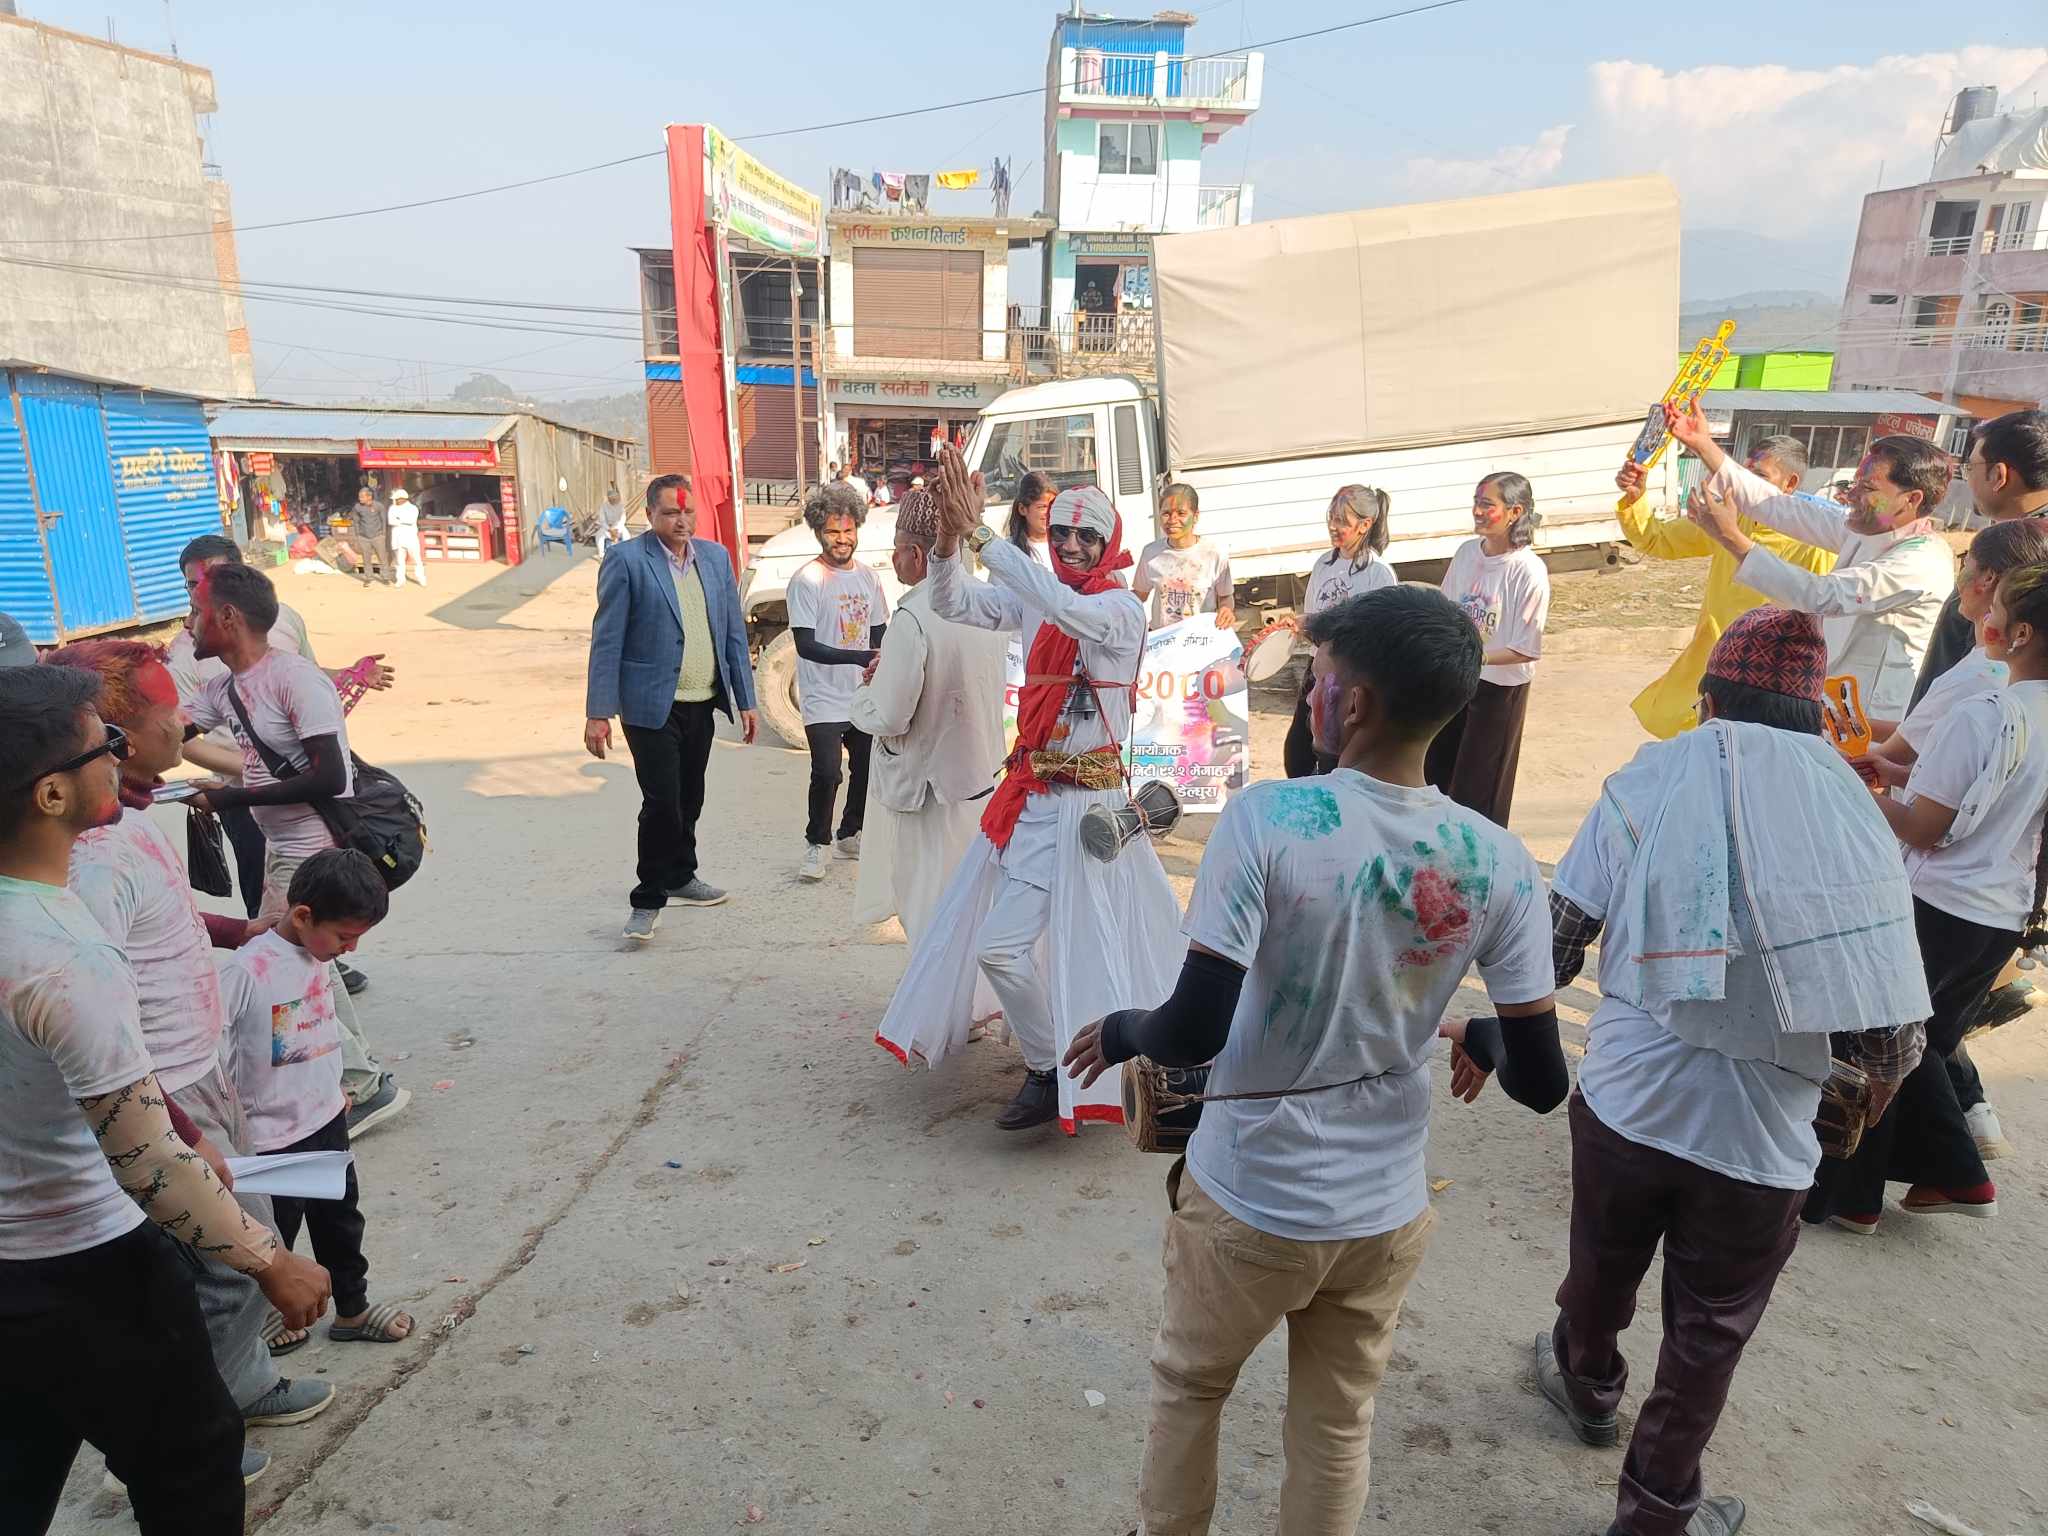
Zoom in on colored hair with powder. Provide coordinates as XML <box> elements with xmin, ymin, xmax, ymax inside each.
<box><xmin>39</xmin><ymin>639</ymin><xmax>175</xmax><ymax>727</ymax></box>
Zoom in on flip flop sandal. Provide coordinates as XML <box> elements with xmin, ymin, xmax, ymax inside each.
<box><xmin>263</xmin><ymin>1315</ymin><xmax>310</xmax><ymax>1357</ymax></box>
<box><xmin>329</xmin><ymin>1301</ymin><xmax>414</xmax><ymax>1344</ymax></box>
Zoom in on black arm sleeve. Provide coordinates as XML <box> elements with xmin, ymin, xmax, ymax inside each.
<box><xmin>1098</xmin><ymin>949</ymin><xmax>1247</xmax><ymax>1068</ymax></box>
<box><xmin>869</xmin><ymin>622</ymin><xmax>886</xmax><ymax>651</ymax></box>
<box><xmin>209</xmin><ymin>733</ymin><xmax>347</xmax><ymax>810</ymax></box>
<box><xmin>790</xmin><ymin>626</ymin><xmax>874</xmax><ymax>667</ymax></box>
<box><xmin>1459</xmin><ymin>1008</ymin><xmax>1570</xmax><ymax>1113</ymax></box>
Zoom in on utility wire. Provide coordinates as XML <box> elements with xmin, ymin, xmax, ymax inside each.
<box><xmin>0</xmin><ymin>0</ymin><xmax>1472</xmax><ymax>247</ymax></box>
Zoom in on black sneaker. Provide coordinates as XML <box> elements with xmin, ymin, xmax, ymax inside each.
<box><xmin>995</xmin><ymin>1069</ymin><xmax>1059</xmax><ymax>1131</ymax></box>
<box><xmin>347</xmin><ymin>1075</ymin><xmax>410</xmax><ymax>1138</ymax></box>
<box><xmin>336</xmin><ymin>960</ymin><xmax>369</xmax><ymax>996</ymax></box>
<box><xmin>1534</xmin><ymin>1330</ymin><xmax>1619</xmax><ymax>1446</ymax></box>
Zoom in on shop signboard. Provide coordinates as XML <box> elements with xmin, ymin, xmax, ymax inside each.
<box><xmin>1871</xmin><ymin>411</ymin><xmax>1938</xmax><ymax>441</ymax></box>
<box><xmin>705</xmin><ymin>125</ymin><xmax>822</xmax><ymax>257</ymax></box>
<box><xmin>999</xmin><ymin>617</ymin><xmax>1247</xmax><ymax>814</ymax></box>
<box><xmin>358</xmin><ymin>442</ymin><xmax>502</xmax><ymax>470</ymax></box>
<box><xmin>830</xmin><ymin>377</ymin><xmax>1004</xmax><ymax>409</ymax></box>
<box><xmin>245</xmin><ymin>451</ymin><xmax>275</xmax><ymax>473</ymax></box>
<box><xmin>834</xmin><ymin>221</ymin><xmax>1008</xmax><ymax>253</ymax></box>
<box><xmin>1070</xmin><ymin>231</ymin><xmax>1153</xmax><ymax>259</ymax></box>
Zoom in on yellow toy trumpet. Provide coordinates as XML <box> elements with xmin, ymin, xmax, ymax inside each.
<box><xmin>1617</xmin><ymin>319</ymin><xmax>1737</xmax><ymax>509</ymax></box>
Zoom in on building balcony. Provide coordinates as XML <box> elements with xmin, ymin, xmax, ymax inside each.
<box><xmin>1005</xmin><ymin>309</ymin><xmax>1156</xmax><ymax>382</ymax></box>
<box><xmin>1904</xmin><ymin>228</ymin><xmax>2048</xmax><ymax>258</ymax></box>
<box><xmin>1196</xmin><ymin>184</ymin><xmax>1255</xmax><ymax>228</ymax></box>
<box><xmin>1055</xmin><ymin>47</ymin><xmax>1262</xmax><ymax>117</ymax></box>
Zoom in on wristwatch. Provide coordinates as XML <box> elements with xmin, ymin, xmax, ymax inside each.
<box><xmin>966</xmin><ymin>525</ymin><xmax>994</xmax><ymax>555</ymax></box>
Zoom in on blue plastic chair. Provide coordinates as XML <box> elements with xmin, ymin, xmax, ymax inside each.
<box><xmin>538</xmin><ymin>505</ymin><xmax>573</xmax><ymax>556</ymax></box>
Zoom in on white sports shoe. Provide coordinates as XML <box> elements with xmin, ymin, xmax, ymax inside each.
<box><xmin>835</xmin><ymin>833</ymin><xmax>862</xmax><ymax>860</ymax></box>
<box><xmin>1965</xmin><ymin>1101</ymin><xmax>2015</xmax><ymax>1160</ymax></box>
<box><xmin>799</xmin><ymin>844</ymin><xmax>828</xmax><ymax>882</ymax></box>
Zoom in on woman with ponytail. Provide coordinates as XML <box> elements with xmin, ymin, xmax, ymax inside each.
<box><xmin>1808</xmin><ymin>559</ymin><xmax>2048</xmax><ymax>1233</ymax></box>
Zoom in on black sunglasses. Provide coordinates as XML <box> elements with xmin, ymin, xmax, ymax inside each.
<box><xmin>15</xmin><ymin>724</ymin><xmax>131</xmax><ymax>792</ymax></box>
<box><xmin>1047</xmin><ymin>526</ymin><xmax>1105</xmax><ymax>546</ymax></box>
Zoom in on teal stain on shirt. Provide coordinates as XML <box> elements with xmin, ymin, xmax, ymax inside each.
<box><xmin>1260</xmin><ymin>782</ymin><xmax>1342</xmax><ymax>841</ymax></box>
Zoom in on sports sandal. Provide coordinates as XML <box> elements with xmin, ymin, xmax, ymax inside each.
<box><xmin>329</xmin><ymin>1300</ymin><xmax>415</xmax><ymax>1344</ymax></box>
<box><xmin>263</xmin><ymin>1314</ymin><xmax>310</xmax><ymax>1356</ymax></box>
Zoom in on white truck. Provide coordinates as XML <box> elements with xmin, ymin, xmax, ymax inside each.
<box><xmin>741</xmin><ymin>175</ymin><xmax>1682</xmax><ymax>748</ymax></box>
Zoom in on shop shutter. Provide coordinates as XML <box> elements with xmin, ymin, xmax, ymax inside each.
<box><xmin>737</xmin><ymin>383</ymin><xmax>821</xmax><ymax>483</ymax></box>
<box><xmin>646</xmin><ymin>380</ymin><xmax>693</xmax><ymax>474</ymax></box>
<box><xmin>853</xmin><ymin>249</ymin><xmax>983</xmax><ymax>361</ymax></box>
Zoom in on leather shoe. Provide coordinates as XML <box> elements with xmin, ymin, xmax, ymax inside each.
<box><xmin>995</xmin><ymin>1069</ymin><xmax>1058</xmax><ymax>1131</ymax></box>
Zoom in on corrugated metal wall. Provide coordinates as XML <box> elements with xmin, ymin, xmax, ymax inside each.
<box><xmin>647</xmin><ymin>379</ymin><xmax>693</xmax><ymax>475</ymax></box>
<box><xmin>0</xmin><ymin>388</ymin><xmax>52</xmax><ymax>638</ymax></box>
<box><xmin>102</xmin><ymin>390</ymin><xmax>219</xmax><ymax>624</ymax></box>
<box><xmin>17</xmin><ymin>374</ymin><xmax>134</xmax><ymax>636</ymax></box>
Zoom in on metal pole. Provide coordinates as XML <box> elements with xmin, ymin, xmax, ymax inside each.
<box><xmin>789</xmin><ymin>257</ymin><xmax>807</xmax><ymax>496</ymax></box>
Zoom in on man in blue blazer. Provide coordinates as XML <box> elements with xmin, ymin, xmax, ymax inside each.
<box><xmin>584</xmin><ymin>474</ymin><xmax>757</xmax><ymax>940</ymax></box>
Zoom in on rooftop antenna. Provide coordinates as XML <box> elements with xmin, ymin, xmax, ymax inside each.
<box><xmin>162</xmin><ymin>0</ymin><xmax>178</xmax><ymax>55</ymax></box>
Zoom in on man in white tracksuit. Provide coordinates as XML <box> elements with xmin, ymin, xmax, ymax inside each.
<box><xmin>386</xmin><ymin>487</ymin><xmax>426</xmax><ymax>587</ymax></box>
<box><xmin>1673</xmin><ymin>401</ymin><xmax>1954</xmax><ymax>719</ymax></box>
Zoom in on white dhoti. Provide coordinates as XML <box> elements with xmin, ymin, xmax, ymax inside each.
<box><xmin>852</xmin><ymin>793</ymin><xmax>983</xmax><ymax>942</ymax></box>
<box><xmin>875</xmin><ymin>783</ymin><xmax>1183</xmax><ymax>1133</ymax></box>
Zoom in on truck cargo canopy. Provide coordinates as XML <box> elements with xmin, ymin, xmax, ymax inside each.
<box><xmin>1152</xmin><ymin>175</ymin><xmax>1679</xmax><ymax>473</ymax></box>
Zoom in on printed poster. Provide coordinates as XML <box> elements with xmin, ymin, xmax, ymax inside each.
<box><xmin>1000</xmin><ymin>618</ymin><xmax>1249</xmax><ymax>814</ymax></box>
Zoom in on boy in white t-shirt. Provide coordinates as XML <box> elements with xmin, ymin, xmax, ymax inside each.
<box><xmin>1065</xmin><ymin>584</ymin><xmax>1565</xmax><ymax>1535</ymax></box>
<box><xmin>221</xmin><ymin>848</ymin><xmax>414</xmax><ymax>1347</ymax></box>
<box><xmin>1132</xmin><ymin>483</ymin><xmax>1235</xmax><ymax>631</ymax></box>
<box><xmin>786</xmin><ymin>481</ymin><xmax>889</xmax><ymax>883</ymax></box>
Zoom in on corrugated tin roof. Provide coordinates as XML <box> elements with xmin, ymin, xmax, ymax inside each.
<box><xmin>205</xmin><ymin>406</ymin><xmax>520</xmax><ymax>445</ymax></box>
<box><xmin>1702</xmin><ymin>389</ymin><xmax>1953</xmax><ymax>415</ymax></box>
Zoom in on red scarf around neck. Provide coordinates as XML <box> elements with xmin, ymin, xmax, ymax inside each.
<box><xmin>981</xmin><ymin>526</ymin><xmax>1135</xmax><ymax>848</ymax></box>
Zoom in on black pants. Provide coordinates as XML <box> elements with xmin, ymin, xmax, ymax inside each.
<box><xmin>0</xmin><ymin>1223</ymin><xmax>244</xmax><ymax>1534</ymax></box>
<box><xmin>622</xmin><ymin>699</ymin><xmax>717</xmax><ymax>910</ymax></box>
<box><xmin>1554</xmin><ymin>1094</ymin><xmax>1802</xmax><ymax>1536</ymax></box>
<box><xmin>1282</xmin><ymin>668</ymin><xmax>1335</xmax><ymax>778</ymax></box>
<box><xmin>269</xmin><ymin>1109</ymin><xmax>370</xmax><ymax>1318</ymax></box>
<box><xmin>1425</xmin><ymin>677</ymin><xmax>1530</xmax><ymax>827</ymax></box>
<box><xmin>804</xmin><ymin>720</ymin><xmax>871</xmax><ymax>847</ymax></box>
<box><xmin>1806</xmin><ymin>898</ymin><xmax>2009</xmax><ymax>1222</ymax></box>
<box><xmin>218</xmin><ymin>801</ymin><xmax>266</xmax><ymax>919</ymax></box>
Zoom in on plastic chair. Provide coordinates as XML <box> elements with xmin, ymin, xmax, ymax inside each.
<box><xmin>538</xmin><ymin>505</ymin><xmax>573</xmax><ymax>556</ymax></box>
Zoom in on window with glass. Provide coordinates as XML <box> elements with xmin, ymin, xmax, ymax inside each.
<box><xmin>975</xmin><ymin>414</ymin><xmax>1100</xmax><ymax>506</ymax></box>
<box><xmin>1097</xmin><ymin>122</ymin><xmax>1160</xmax><ymax>176</ymax></box>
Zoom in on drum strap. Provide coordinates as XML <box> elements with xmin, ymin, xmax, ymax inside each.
<box><xmin>1167</xmin><ymin>1064</ymin><xmax>1397</xmax><ymax>1106</ymax></box>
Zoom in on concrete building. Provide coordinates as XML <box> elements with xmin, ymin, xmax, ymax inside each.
<box><xmin>1833</xmin><ymin>86</ymin><xmax>2048</xmax><ymax>445</ymax></box>
<box><xmin>1039</xmin><ymin>10</ymin><xmax>1262</xmax><ymax>373</ymax></box>
<box><xmin>821</xmin><ymin>208</ymin><xmax>1051</xmax><ymax>484</ymax></box>
<box><xmin>0</xmin><ymin>11</ymin><xmax>255</xmax><ymax>399</ymax></box>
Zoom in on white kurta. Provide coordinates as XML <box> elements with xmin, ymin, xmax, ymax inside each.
<box><xmin>873</xmin><ymin>541</ymin><xmax>1183</xmax><ymax>1132</ymax></box>
<box><xmin>1710</xmin><ymin>459</ymin><xmax>1955</xmax><ymax>719</ymax></box>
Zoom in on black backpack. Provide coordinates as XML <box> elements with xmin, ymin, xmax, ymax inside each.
<box><xmin>226</xmin><ymin>680</ymin><xmax>428</xmax><ymax>890</ymax></box>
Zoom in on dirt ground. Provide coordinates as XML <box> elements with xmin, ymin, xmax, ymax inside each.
<box><xmin>52</xmin><ymin>549</ymin><xmax>2047</xmax><ymax>1536</ymax></box>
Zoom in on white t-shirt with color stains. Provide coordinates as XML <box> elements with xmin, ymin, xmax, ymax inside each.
<box><xmin>0</xmin><ymin>876</ymin><xmax>154</xmax><ymax>1260</ymax></box>
<box><xmin>69</xmin><ymin>812</ymin><xmax>227</xmax><ymax>1095</ymax></box>
<box><xmin>184</xmin><ymin>648</ymin><xmax>353</xmax><ymax>859</ymax></box>
<box><xmin>1441</xmin><ymin>540</ymin><xmax>1550</xmax><ymax>688</ymax></box>
<box><xmin>219</xmin><ymin>930</ymin><xmax>346</xmax><ymax>1151</ymax></box>
<box><xmin>1134</xmin><ymin>537</ymin><xmax>1231</xmax><ymax>628</ymax></box>
<box><xmin>1182</xmin><ymin>770</ymin><xmax>1552</xmax><ymax>1241</ymax></box>
<box><xmin>786</xmin><ymin>559</ymin><xmax>890</xmax><ymax>726</ymax></box>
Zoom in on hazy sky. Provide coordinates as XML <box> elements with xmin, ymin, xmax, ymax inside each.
<box><xmin>29</xmin><ymin>0</ymin><xmax>2048</xmax><ymax>403</ymax></box>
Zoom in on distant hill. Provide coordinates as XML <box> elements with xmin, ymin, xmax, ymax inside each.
<box><xmin>447</xmin><ymin>373</ymin><xmax>643</xmax><ymax>441</ymax></box>
<box><xmin>1680</xmin><ymin>291</ymin><xmax>1841</xmax><ymax>353</ymax></box>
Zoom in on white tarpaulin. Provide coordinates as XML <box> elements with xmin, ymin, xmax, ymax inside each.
<box><xmin>1153</xmin><ymin>175</ymin><xmax>1680</xmax><ymax>473</ymax></box>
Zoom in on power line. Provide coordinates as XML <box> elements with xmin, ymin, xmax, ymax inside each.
<box><xmin>0</xmin><ymin>0</ymin><xmax>1473</xmax><ymax>248</ymax></box>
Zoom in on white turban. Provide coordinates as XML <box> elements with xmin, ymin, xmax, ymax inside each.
<box><xmin>1048</xmin><ymin>484</ymin><xmax>1117</xmax><ymax>541</ymax></box>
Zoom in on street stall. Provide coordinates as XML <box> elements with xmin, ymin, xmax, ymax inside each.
<box><xmin>206</xmin><ymin>405</ymin><xmax>640</xmax><ymax>564</ymax></box>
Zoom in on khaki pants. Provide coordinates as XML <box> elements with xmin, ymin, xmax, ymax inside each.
<box><xmin>1139</xmin><ymin>1160</ymin><xmax>1436</xmax><ymax>1536</ymax></box>
<box><xmin>261</xmin><ymin>842</ymin><xmax>383</xmax><ymax>1106</ymax></box>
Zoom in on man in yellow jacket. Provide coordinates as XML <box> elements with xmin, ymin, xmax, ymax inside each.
<box><xmin>1616</xmin><ymin>437</ymin><xmax>1835</xmax><ymax>738</ymax></box>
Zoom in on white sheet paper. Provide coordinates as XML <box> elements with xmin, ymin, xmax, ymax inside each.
<box><xmin>226</xmin><ymin>1150</ymin><xmax>353</xmax><ymax>1199</ymax></box>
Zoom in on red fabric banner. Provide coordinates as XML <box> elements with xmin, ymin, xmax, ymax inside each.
<box><xmin>665</xmin><ymin>124</ymin><xmax>744</xmax><ymax>568</ymax></box>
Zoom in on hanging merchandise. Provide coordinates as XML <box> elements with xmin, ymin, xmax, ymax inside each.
<box><xmin>935</xmin><ymin>169</ymin><xmax>980</xmax><ymax>190</ymax></box>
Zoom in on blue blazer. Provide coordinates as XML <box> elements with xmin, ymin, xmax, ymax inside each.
<box><xmin>586</xmin><ymin>532</ymin><xmax>756</xmax><ymax>729</ymax></box>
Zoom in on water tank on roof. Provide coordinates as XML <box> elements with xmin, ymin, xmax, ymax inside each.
<box><xmin>1948</xmin><ymin>86</ymin><xmax>1999</xmax><ymax>133</ymax></box>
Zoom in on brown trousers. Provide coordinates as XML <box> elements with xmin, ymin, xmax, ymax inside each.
<box><xmin>1423</xmin><ymin>677</ymin><xmax>1529</xmax><ymax>826</ymax></box>
<box><xmin>1139</xmin><ymin>1160</ymin><xmax>1435</xmax><ymax>1536</ymax></box>
<box><xmin>1554</xmin><ymin>1093</ymin><xmax>1802</xmax><ymax>1536</ymax></box>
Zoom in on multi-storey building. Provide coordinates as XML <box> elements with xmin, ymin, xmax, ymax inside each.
<box><xmin>1834</xmin><ymin>87</ymin><xmax>2048</xmax><ymax>445</ymax></box>
<box><xmin>1038</xmin><ymin>9</ymin><xmax>1262</xmax><ymax>374</ymax></box>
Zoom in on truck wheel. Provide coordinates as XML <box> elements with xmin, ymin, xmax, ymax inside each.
<box><xmin>755</xmin><ymin>629</ymin><xmax>807</xmax><ymax>749</ymax></box>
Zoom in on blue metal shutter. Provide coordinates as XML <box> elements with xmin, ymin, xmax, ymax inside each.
<box><xmin>102</xmin><ymin>390</ymin><xmax>220</xmax><ymax>625</ymax></box>
<box><xmin>17</xmin><ymin>373</ymin><xmax>135</xmax><ymax>636</ymax></box>
<box><xmin>0</xmin><ymin>377</ymin><xmax>57</xmax><ymax>642</ymax></box>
